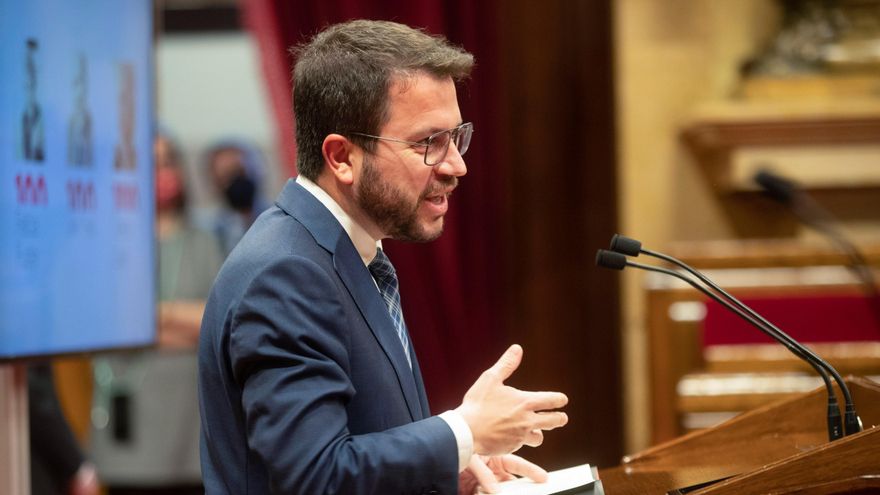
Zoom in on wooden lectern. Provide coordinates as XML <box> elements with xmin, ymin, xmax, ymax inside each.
<box><xmin>597</xmin><ymin>376</ymin><xmax>880</xmax><ymax>494</ymax></box>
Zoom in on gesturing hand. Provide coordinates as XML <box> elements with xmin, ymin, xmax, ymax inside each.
<box><xmin>456</xmin><ymin>344</ymin><xmax>568</xmax><ymax>456</ymax></box>
<box><xmin>459</xmin><ymin>454</ymin><xmax>548</xmax><ymax>494</ymax></box>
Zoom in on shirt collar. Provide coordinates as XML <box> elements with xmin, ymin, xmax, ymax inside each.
<box><xmin>295</xmin><ymin>175</ymin><xmax>381</xmax><ymax>266</ymax></box>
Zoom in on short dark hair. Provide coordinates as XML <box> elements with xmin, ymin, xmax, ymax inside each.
<box><xmin>292</xmin><ymin>19</ymin><xmax>474</xmax><ymax>180</ymax></box>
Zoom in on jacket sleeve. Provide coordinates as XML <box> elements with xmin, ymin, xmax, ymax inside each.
<box><xmin>229</xmin><ymin>255</ymin><xmax>459</xmax><ymax>494</ymax></box>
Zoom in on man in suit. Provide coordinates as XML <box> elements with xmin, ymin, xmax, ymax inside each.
<box><xmin>198</xmin><ymin>20</ymin><xmax>569</xmax><ymax>495</ymax></box>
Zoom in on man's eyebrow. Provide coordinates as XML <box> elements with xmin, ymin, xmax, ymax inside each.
<box><xmin>408</xmin><ymin>121</ymin><xmax>465</xmax><ymax>141</ymax></box>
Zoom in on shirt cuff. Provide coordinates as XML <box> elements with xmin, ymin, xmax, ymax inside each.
<box><xmin>438</xmin><ymin>410</ymin><xmax>474</xmax><ymax>472</ymax></box>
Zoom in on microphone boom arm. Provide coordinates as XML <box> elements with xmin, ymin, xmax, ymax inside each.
<box><xmin>640</xmin><ymin>247</ymin><xmax>861</xmax><ymax>436</ymax></box>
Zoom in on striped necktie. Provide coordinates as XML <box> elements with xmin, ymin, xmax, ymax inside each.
<box><xmin>368</xmin><ymin>248</ymin><xmax>412</xmax><ymax>368</ymax></box>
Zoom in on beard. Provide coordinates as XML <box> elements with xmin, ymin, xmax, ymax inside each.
<box><xmin>355</xmin><ymin>155</ymin><xmax>456</xmax><ymax>242</ymax></box>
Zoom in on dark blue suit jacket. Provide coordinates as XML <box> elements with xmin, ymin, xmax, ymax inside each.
<box><xmin>198</xmin><ymin>180</ymin><xmax>459</xmax><ymax>494</ymax></box>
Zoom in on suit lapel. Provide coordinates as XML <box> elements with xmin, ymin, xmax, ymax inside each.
<box><xmin>277</xmin><ymin>180</ymin><xmax>425</xmax><ymax>421</ymax></box>
<box><xmin>332</xmin><ymin>242</ymin><xmax>425</xmax><ymax>421</ymax></box>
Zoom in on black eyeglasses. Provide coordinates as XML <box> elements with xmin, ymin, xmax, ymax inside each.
<box><xmin>350</xmin><ymin>122</ymin><xmax>473</xmax><ymax>166</ymax></box>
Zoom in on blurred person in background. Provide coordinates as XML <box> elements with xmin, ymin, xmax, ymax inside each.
<box><xmin>90</xmin><ymin>133</ymin><xmax>223</xmax><ymax>494</ymax></box>
<box><xmin>29</xmin><ymin>362</ymin><xmax>99</xmax><ymax>495</ymax></box>
<box><xmin>199</xmin><ymin>138</ymin><xmax>270</xmax><ymax>256</ymax></box>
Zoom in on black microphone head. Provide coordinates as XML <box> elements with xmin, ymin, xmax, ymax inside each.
<box><xmin>595</xmin><ymin>249</ymin><xmax>627</xmax><ymax>270</ymax></box>
<box><xmin>610</xmin><ymin>234</ymin><xmax>641</xmax><ymax>256</ymax></box>
<box><xmin>754</xmin><ymin>169</ymin><xmax>797</xmax><ymax>204</ymax></box>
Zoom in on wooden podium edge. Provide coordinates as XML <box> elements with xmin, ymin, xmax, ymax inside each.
<box><xmin>694</xmin><ymin>425</ymin><xmax>880</xmax><ymax>494</ymax></box>
<box><xmin>599</xmin><ymin>377</ymin><xmax>879</xmax><ymax>494</ymax></box>
<box><xmin>625</xmin><ymin>376</ymin><xmax>880</xmax><ymax>465</ymax></box>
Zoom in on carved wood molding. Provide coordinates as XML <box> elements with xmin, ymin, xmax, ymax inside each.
<box><xmin>680</xmin><ymin>104</ymin><xmax>880</xmax><ymax>193</ymax></box>
<box><xmin>682</xmin><ymin>116</ymin><xmax>880</xmax><ymax>150</ymax></box>
<box><xmin>668</xmin><ymin>238</ymin><xmax>880</xmax><ymax>268</ymax></box>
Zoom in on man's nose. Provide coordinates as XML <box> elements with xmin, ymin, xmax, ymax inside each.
<box><xmin>434</xmin><ymin>142</ymin><xmax>467</xmax><ymax>177</ymax></box>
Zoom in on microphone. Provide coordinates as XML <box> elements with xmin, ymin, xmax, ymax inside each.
<box><xmin>754</xmin><ymin>169</ymin><xmax>880</xmax><ymax>333</ymax></box>
<box><xmin>596</xmin><ymin>248</ymin><xmax>844</xmax><ymax>440</ymax></box>
<box><xmin>598</xmin><ymin>235</ymin><xmax>863</xmax><ymax>439</ymax></box>
<box><xmin>608</xmin><ymin>234</ymin><xmax>862</xmax><ymax>436</ymax></box>
<box><xmin>753</xmin><ymin>170</ymin><xmax>796</xmax><ymax>205</ymax></box>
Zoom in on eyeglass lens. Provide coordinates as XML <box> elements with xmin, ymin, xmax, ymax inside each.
<box><xmin>426</xmin><ymin>124</ymin><xmax>472</xmax><ymax>165</ymax></box>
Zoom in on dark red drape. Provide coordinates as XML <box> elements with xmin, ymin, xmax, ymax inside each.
<box><xmin>242</xmin><ymin>0</ymin><xmax>506</xmax><ymax>411</ymax></box>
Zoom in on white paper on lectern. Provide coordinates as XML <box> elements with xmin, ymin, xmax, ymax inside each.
<box><xmin>484</xmin><ymin>463</ymin><xmax>594</xmax><ymax>495</ymax></box>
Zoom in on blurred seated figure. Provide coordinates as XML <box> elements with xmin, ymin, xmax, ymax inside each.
<box><xmin>90</xmin><ymin>133</ymin><xmax>222</xmax><ymax>494</ymax></box>
<box><xmin>197</xmin><ymin>138</ymin><xmax>269</xmax><ymax>255</ymax></box>
<box><xmin>29</xmin><ymin>362</ymin><xmax>99</xmax><ymax>495</ymax></box>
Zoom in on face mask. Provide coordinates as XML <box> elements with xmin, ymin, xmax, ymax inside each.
<box><xmin>224</xmin><ymin>173</ymin><xmax>256</xmax><ymax>211</ymax></box>
<box><xmin>156</xmin><ymin>166</ymin><xmax>183</xmax><ymax>212</ymax></box>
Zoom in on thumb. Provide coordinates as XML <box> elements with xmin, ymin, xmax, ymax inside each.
<box><xmin>488</xmin><ymin>344</ymin><xmax>522</xmax><ymax>383</ymax></box>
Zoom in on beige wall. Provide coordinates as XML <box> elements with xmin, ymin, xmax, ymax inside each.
<box><xmin>614</xmin><ymin>0</ymin><xmax>780</xmax><ymax>453</ymax></box>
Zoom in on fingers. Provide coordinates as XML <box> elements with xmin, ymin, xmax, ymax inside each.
<box><xmin>521</xmin><ymin>410</ymin><xmax>568</xmax><ymax>448</ymax></box>
<box><xmin>523</xmin><ymin>429</ymin><xmax>544</xmax><ymax>447</ymax></box>
<box><xmin>470</xmin><ymin>455</ymin><xmax>550</xmax><ymax>494</ymax></box>
<box><xmin>520</xmin><ymin>411</ymin><xmax>567</xmax><ymax>449</ymax></box>
<box><xmin>526</xmin><ymin>391</ymin><xmax>569</xmax><ymax>411</ymax></box>
<box><xmin>499</xmin><ymin>454</ymin><xmax>549</xmax><ymax>483</ymax></box>
<box><xmin>532</xmin><ymin>410</ymin><xmax>568</xmax><ymax>431</ymax></box>
<box><xmin>468</xmin><ymin>455</ymin><xmax>500</xmax><ymax>494</ymax></box>
<box><xmin>486</xmin><ymin>344</ymin><xmax>522</xmax><ymax>382</ymax></box>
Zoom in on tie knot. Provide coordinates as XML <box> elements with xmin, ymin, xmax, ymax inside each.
<box><xmin>369</xmin><ymin>248</ymin><xmax>396</xmax><ymax>282</ymax></box>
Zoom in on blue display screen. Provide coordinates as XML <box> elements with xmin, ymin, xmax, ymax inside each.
<box><xmin>0</xmin><ymin>0</ymin><xmax>155</xmax><ymax>359</ymax></box>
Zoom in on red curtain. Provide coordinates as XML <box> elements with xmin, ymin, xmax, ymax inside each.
<box><xmin>242</xmin><ymin>0</ymin><xmax>505</xmax><ymax>411</ymax></box>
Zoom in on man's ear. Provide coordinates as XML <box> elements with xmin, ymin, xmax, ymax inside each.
<box><xmin>322</xmin><ymin>134</ymin><xmax>357</xmax><ymax>185</ymax></box>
